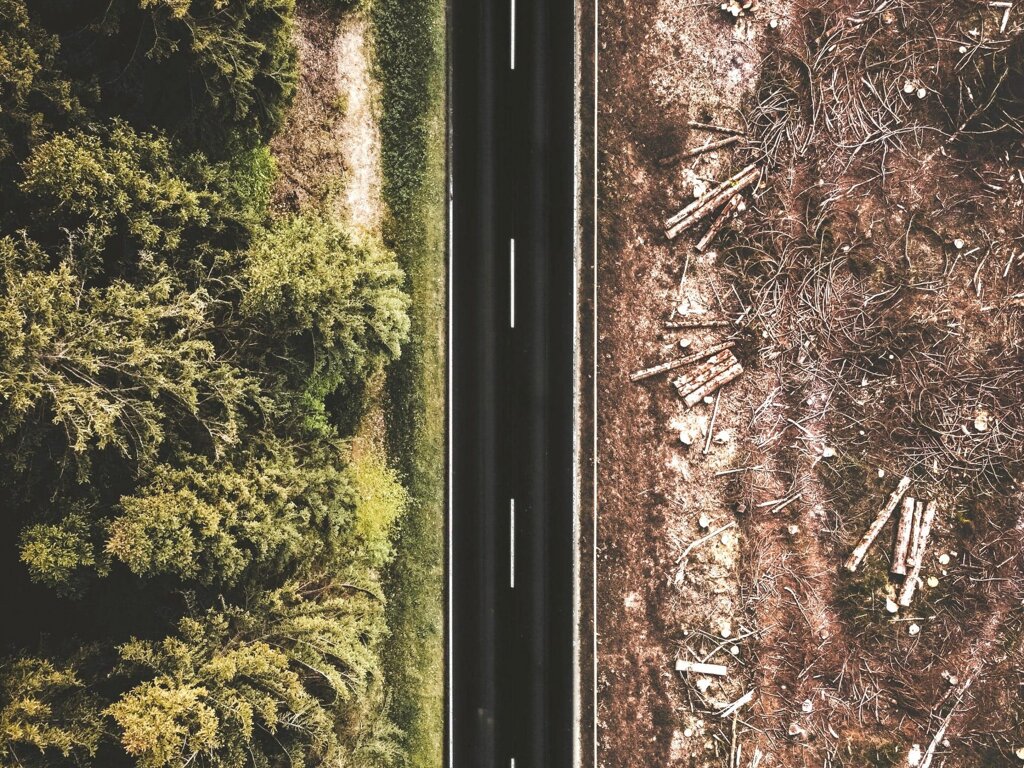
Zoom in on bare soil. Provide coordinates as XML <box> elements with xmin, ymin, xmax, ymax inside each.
<box><xmin>272</xmin><ymin>5</ymin><xmax>383</xmax><ymax>236</ymax></box>
<box><xmin>581</xmin><ymin>1</ymin><xmax>1024</xmax><ymax>766</ymax></box>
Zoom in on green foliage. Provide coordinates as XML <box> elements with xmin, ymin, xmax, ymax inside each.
<box><xmin>242</xmin><ymin>214</ymin><xmax>409</xmax><ymax>432</ymax></box>
<box><xmin>0</xmin><ymin>657</ymin><xmax>102</xmax><ymax>766</ymax></box>
<box><xmin>0</xmin><ymin>239</ymin><xmax>251</xmax><ymax>460</ymax></box>
<box><xmin>37</xmin><ymin>0</ymin><xmax>298</xmax><ymax>148</ymax></box>
<box><xmin>838</xmin><ymin>735</ymin><xmax>902</xmax><ymax>767</ymax></box>
<box><xmin>19</xmin><ymin>122</ymin><xmax>208</xmax><ymax>265</ymax></box>
<box><xmin>373</xmin><ymin>0</ymin><xmax>447</xmax><ymax>761</ymax></box>
<box><xmin>19</xmin><ymin>510</ymin><xmax>104</xmax><ymax>594</ymax></box>
<box><xmin>0</xmin><ymin>0</ymin><xmax>81</xmax><ymax>166</ymax></box>
<box><xmin>221</xmin><ymin>138</ymin><xmax>277</xmax><ymax>227</ymax></box>
<box><xmin>108</xmin><ymin>443</ymin><xmax>355</xmax><ymax>585</ymax></box>
<box><xmin>108</xmin><ymin>579</ymin><xmax>397</xmax><ymax>768</ymax></box>
<box><xmin>0</xmin><ymin>0</ymin><xmax>419</xmax><ymax>762</ymax></box>
<box><xmin>350</xmin><ymin>447</ymin><xmax>409</xmax><ymax>571</ymax></box>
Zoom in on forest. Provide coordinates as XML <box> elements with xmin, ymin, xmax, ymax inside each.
<box><xmin>0</xmin><ymin>0</ymin><xmax>442</xmax><ymax>765</ymax></box>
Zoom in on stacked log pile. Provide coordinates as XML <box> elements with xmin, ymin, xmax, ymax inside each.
<box><xmin>630</xmin><ymin>342</ymin><xmax>744</xmax><ymax>406</ymax></box>
<box><xmin>672</xmin><ymin>349</ymin><xmax>744</xmax><ymax>407</ymax></box>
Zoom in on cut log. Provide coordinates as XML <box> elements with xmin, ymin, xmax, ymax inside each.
<box><xmin>675</xmin><ymin>659</ymin><xmax>728</xmax><ymax>676</ymax></box>
<box><xmin>718</xmin><ymin>690</ymin><xmax>754</xmax><ymax>718</ymax></box>
<box><xmin>672</xmin><ymin>356</ymin><xmax>736</xmax><ymax>401</ymax></box>
<box><xmin>672</xmin><ymin>352</ymin><xmax>738</xmax><ymax>396</ymax></box>
<box><xmin>843</xmin><ymin>476</ymin><xmax>912</xmax><ymax>572</ymax></box>
<box><xmin>665</xmin><ymin>163</ymin><xmax>759</xmax><ymax>229</ymax></box>
<box><xmin>891</xmin><ymin>496</ymin><xmax>916</xmax><ymax>577</ymax></box>
<box><xmin>684</xmin><ymin>362</ymin><xmax>744</xmax><ymax>407</ymax></box>
<box><xmin>658</xmin><ymin>135</ymin><xmax>742</xmax><ymax>167</ymax></box>
<box><xmin>665</xmin><ymin>164</ymin><xmax>761</xmax><ymax>240</ymax></box>
<box><xmin>907</xmin><ymin>500</ymin><xmax>923</xmax><ymax>569</ymax></box>
<box><xmin>629</xmin><ymin>340</ymin><xmax>736</xmax><ymax>382</ymax></box>
<box><xmin>898</xmin><ymin>500</ymin><xmax>937</xmax><ymax>608</ymax></box>
<box><xmin>696</xmin><ymin>193</ymin><xmax>743</xmax><ymax>252</ymax></box>
<box><xmin>664</xmin><ymin>318</ymin><xmax>733</xmax><ymax>329</ymax></box>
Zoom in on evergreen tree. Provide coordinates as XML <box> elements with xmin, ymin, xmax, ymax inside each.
<box><xmin>0</xmin><ymin>0</ymin><xmax>412</xmax><ymax>764</ymax></box>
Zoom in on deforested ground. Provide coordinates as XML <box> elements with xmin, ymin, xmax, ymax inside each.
<box><xmin>580</xmin><ymin>0</ymin><xmax>1024</xmax><ymax>765</ymax></box>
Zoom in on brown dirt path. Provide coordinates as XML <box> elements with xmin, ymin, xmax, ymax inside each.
<box><xmin>580</xmin><ymin>1</ymin><xmax>796</xmax><ymax>766</ymax></box>
<box><xmin>271</xmin><ymin>5</ymin><xmax>383</xmax><ymax>237</ymax></box>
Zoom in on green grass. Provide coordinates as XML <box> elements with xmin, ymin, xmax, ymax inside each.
<box><xmin>370</xmin><ymin>0</ymin><xmax>446</xmax><ymax>765</ymax></box>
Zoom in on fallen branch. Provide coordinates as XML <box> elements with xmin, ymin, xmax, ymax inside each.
<box><xmin>907</xmin><ymin>500</ymin><xmax>924</xmax><ymax>569</ymax></box>
<box><xmin>687</xmin><ymin>121</ymin><xmax>744</xmax><ymax>135</ymax></box>
<box><xmin>684</xmin><ymin>360</ymin><xmax>744</xmax><ymax>407</ymax></box>
<box><xmin>718</xmin><ymin>690</ymin><xmax>754</xmax><ymax>718</ymax></box>
<box><xmin>703</xmin><ymin>390</ymin><xmax>722</xmax><ymax>455</ymax></box>
<box><xmin>658</xmin><ymin>135</ymin><xmax>742</xmax><ymax>166</ymax></box>
<box><xmin>843</xmin><ymin>476</ymin><xmax>911</xmax><ymax>572</ymax></box>
<box><xmin>677</xmin><ymin>521</ymin><xmax>736</xmax><ymax>569</ymax></box>
<box><xmin>672</xmin><ymin>352</ymin><xmax>738</xmax><ymax>396</ymax></box>
<box><xmin>664</xmin><ymin>318</ymin><xmax>733</xmax><ymax>329</ymax></box>
<box><xmin>665</xmin><ymin>164</ymin><xmax>761</xmax><ymax>240</ymax></box>
<box><xmin>629</xmin><ymin>341</ymin><xmax>736</xmax><ymax>382</ymax></box>
<box><xmin>920</xmin><ymin>676</ymin><xmax>975</xmax><ymax>768</ymax></box>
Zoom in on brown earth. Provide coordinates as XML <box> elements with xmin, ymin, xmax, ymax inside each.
<box><xmin>271</xmin><ymin>3</ymin><xmax>383</xmax><ymax>236</ymax></box>
<box><xmin>579</xmin><ymin>1</ymin><xmax>1024</xmax><ymax>766</ymax></box>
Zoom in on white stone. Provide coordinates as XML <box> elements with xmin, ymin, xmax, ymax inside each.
<box><xmin>954</xmin><ymin>238</ymin><xmax>965</xmax><ymax>250</ymax></box>
<box><xmin>698</xmin><ymin>513</ymin><xmax>711</xmax><ymax>529</ymax></box>
<box><xmin>801</xmin><ymin>699</ymin><xmax>812</xmax><ymax>713</ymax></box>
<box><xmin>885</xmin><ymin>598</ymin><xmax>899</xmax><ymax>614</ymax></box>
<box><xmin>938</xmin><ymin>553</ymin><xmax>950</xmax><ymax>566</ymax></box>
<box><xmin>908</xmin><ymin>743</ymin><xmax>923</xmax><ymax>766</ymax></box>
<box><xmin>908</xmin><ymin>623</ymin><xmax>921</xmax><ymax>636</ymax></box>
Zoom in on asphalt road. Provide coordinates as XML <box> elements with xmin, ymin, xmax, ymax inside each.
<box><xmin>449</xmin><ymin>0</ymin><xmax>576</xmax><ymax>765</ymax></box>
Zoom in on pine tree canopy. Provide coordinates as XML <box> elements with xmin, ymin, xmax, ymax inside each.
<box><xmin>0</xmin><ymin>0</ymin><xmax>415</xmax><ymax>764</ymax></box>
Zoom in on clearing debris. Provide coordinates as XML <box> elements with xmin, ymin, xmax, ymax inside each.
<box><xmin>673</xmin><ymin>349</ymin><xmax>744</xmax><ymax>407</ymax></box>
<box><xmin>664</xmin><ymin>163</ymin><xmax>762</xmax><ymax>240</ymax></box>
<box><xmin>582</xmin><ymin>0</ymin><xmax>1024</xmax><ymax>764</ymax></box>
<box><xmin>843</xmin><ymin>476</ymin><xmax>912</xmax><ymax>572</ymax></box>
